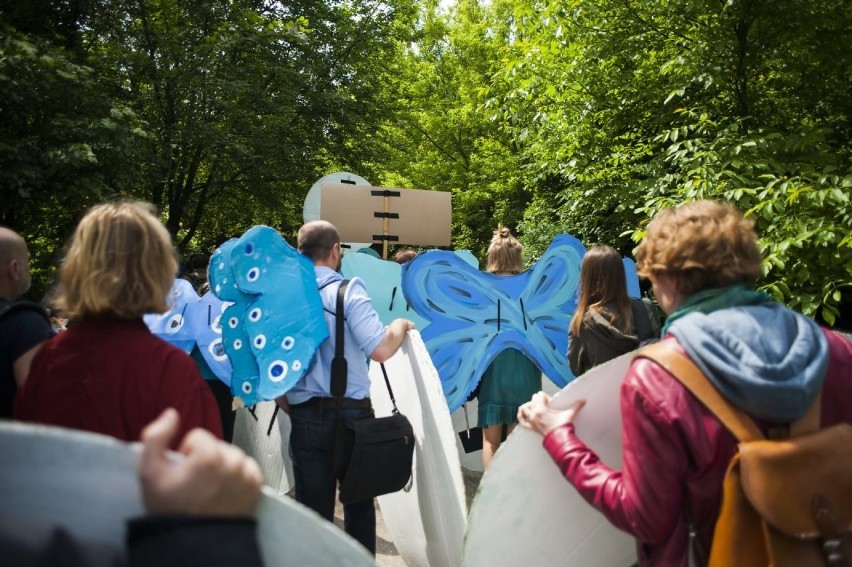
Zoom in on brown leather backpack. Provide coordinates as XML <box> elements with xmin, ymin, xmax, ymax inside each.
<box><xmin>640</xmin><ymin>342</ymin><xmax>852</xmax><ymax>567</ymax></box>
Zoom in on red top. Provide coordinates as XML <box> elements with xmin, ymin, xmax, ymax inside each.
<box><xmin>543</xmin><ymin>330</ymin><xmax>852</xmax><ymax>566</ymax></box>
<box><xmin>15</xmin><ymin>319</ymin><xmax>222</xmax><ymax>446</ymax></box>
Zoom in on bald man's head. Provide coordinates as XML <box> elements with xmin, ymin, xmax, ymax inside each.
<box><xmin>298</xmin><ymin>220</ymin><xmax>340</xmax><ymax>265</ymax></box>
<box><xmin>0</xmin><ymin>227</ymin><xmax>32</xmax><ymax>299</ymax></box>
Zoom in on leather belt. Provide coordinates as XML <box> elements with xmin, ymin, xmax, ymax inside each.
<box><xmin>290</xmin><ymin>397</ymin><xmax>372</xmax><ymax>410</ymax></box>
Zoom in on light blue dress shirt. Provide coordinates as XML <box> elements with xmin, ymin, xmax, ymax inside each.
<box><xmin>286</xmin><ymin>266</ymin><xmax>385</xmax><ymax>404</ymax></box>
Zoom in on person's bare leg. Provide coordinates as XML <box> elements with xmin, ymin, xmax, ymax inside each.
<box><xmin>482</xmin><ymin>424</ymin><xmax>503</xmax><ymax>470</ymax></box>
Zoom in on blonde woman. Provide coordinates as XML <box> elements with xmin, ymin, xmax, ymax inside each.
<box><xmin>478</xmin><ymin>225</ymin><xmax>541</xmax><ymax>469</ymax></box>
<box><xmin>15</xmin><ymin>202</ymin><xmax>222</xmax><ymax>445</ymax></box>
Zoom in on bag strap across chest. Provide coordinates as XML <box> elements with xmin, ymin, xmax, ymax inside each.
<box><xmin>637</xmin><ymin>341</ymin><xmax>820</xmax><ymax>441</ymax></box>
<box><xmin>330</xmin><ymin>280</ymin><xmax>350</xmax><ymax>398</ymax></box>
<box><xmin>329</xmin><ymin>280</ymin><xmax>401</xmax><ymax>412</ymax></box>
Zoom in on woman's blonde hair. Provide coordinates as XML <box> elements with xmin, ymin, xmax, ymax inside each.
<box><xmin>55</xmin><ymin>201</ymin><xmax>178</xmax><ymax>319</ymax></box>
<box><xmin>486</xmin><ymin>225</ymin><xmax>524</xmax><ymax>274</ymax></box>
<box><xmin>569</xmin><ymin>245</ymin><xmax>633</xmax><ymax>336</ymax></box>
<box><xmin>636</xmin><ymin>200</ymin><xmax>763</xmax><ymax>297</ymax></box>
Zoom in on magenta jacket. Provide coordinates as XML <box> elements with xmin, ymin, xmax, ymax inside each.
<box><xmin>543</xmin><ymin>331</ymin><xmax>852</xmax><ymax>566</ymax></box>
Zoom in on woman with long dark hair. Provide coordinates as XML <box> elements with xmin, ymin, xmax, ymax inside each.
<box><xmin>568</xmin><ymin>245</ymin><xmax>659</xmax><ymax>376</ymax></box>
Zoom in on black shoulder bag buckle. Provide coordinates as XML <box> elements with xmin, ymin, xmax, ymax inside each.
<box><xmin>330</xmin><ymin>280</ymin><xmax>415</xmax><ymax>505</ymax></box>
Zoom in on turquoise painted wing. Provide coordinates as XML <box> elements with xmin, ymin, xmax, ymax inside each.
<box><xmin>209</xmin><ymin>239</ymin><xmax>260</xmax><ymax>401</ymax></box>
<box><xmin>210</xmin><ymin>226</ymin><xmax>328</xmax><ymax>405</ymax></box>
<box><xmin>623</xmin><ymin>258</ymin><xmax>641</xmax><ymax>298</ymax></box>
<box><xmin>401</xmin><ymin>235</ymin><xmax>585</xmax><ymax>412</ymax></box>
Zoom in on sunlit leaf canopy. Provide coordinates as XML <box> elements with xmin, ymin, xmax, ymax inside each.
<box><xmin>1</xmin><ymin>0</ymin><xmax>849</xmax><ymax>326</ymax></box>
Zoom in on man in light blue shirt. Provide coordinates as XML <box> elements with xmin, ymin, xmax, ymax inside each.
<box><xmin>278</xmin><ymin>220</ymin><xmax>413</xmax><ymax>555</ymax></box>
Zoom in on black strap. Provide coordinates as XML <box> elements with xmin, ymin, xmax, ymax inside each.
<box><xmin>267</xmin><ymin>405</ymin><xmax>279</xmax><ymax>436</ymax></box>
<box><xmin>330</xmin><ymin>280</ymin><xmax>401</xmax><ymax>410</ymax></box>
<box><xmin>330</xmin><ymin>280</ymin><xmax>350</xmax><ymax>398</ymax></box>
<box><xmin>630</xmin><ymin>298</ymin><xmax>656</xmax><ymax>342</ymax></box>
<box><xmin>380</xmin><ymin>362</ymin><xmax>401</xmax><ymax>415</ymax></box>
<box><xmin>330</xmin><ymin>280</ymin><xmax>350</xmax><ymax>475</ymax></box>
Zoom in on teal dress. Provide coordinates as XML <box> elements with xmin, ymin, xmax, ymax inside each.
<box><xmin>477</xmin><ymin>348</ymin><xmax>541</xmax><ymax>428</ymax></box>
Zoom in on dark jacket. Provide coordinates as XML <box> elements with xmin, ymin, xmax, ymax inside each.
<box><xmin>567</xmin><ymin>299</ymin><xmax>659</xmax><ymax>376</ymax></box>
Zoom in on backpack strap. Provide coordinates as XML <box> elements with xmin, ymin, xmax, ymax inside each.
<box><xmin>638</xmin><ymin>341</ymin><xmax>823</xmax><ymax>442</ymax></box>
<box><xmin>790</xmin><ymin>393</ymin><xmax>821</xmax><ymax>436</ymax></box>
<box><xmin>637</xmin><ymin>341</ymin><xmax>765</xmax><ymax>442</ymax></box>
<box><xmin>630</xmin><ymin>298</ymin><xmax>655</xmax><ymax>342</ymax></box>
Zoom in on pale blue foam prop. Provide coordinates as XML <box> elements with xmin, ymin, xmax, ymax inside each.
<box><xmin>341</xmin><ymin>250</ymin><xmax>480</xmax><ymax>328</ymax></box>
<box><xmin>354</xmin><ymin>246</ymin><xmax>380</xmax><ymax>258</ymax></box>
<box><xmin>401</xmin><ymin>235</ymin><xmax>586</xmax><ymax>412</ymax></box>
<box><xmin>454</xmin><ymin>250</ymin><xmax>479</xmax><ymax>269</ymax></box>
<box><xmin>623</xmin><ymin>258</ymin><xmax>641</xmax><ymax>299</ymax></box>
<box><xmin>144</xmin><ymin>280</ymin><xmax>234</xmax><ymax>385</ymax></box>
<box><xmin>143</xmin><ymin>278</ymin><xmax>200</xmax><ymax>353</ymax></box>
<box><xmin>210</xmin><ymin>226</ymin><xmax>329</xmax><ymax>405</ymax></box>
<box><xmin>185</xmin><ymin>292</ymin><xmax>233</xmax><ymax>386</ymax></box>
<box><xmin>220</xmin><ymin>302</ymin><xmax>262</xmax><ymax>403</ymax></box>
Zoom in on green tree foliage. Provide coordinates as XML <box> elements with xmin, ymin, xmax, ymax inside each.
<box><xmin>1</xmin><ymin>0</ymin><xmax>848</xmax><ymax>326</ymax></box>
<box><xmin>85</xmin><ymin>0</ymin><xmax>417</xmax><ymax>252</ymax></box>
<box><xmin>374</xmin><ymin>0</ymin><xmax>530</xmax><ymax>261</ymax></box>
<box><xmin>487</xmin><ymin>0</ymin><xmax>850</xmax><ymax>323</ymax></box>
<box><xmin>0</xmin><ymin>32</ymin><xmax>148</xmax><ymax>299</ymax></box>
<box><xmin>1</xmin><ymin>0</ymin><xmax>417</xmax><ymax>297</ymax></box>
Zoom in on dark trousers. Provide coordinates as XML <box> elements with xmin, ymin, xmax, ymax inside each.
<box><xmin>288</xmin><ymin>403</ymin><xmax>376</xmax><ymax>554</ymax></box>
<box><xmin>204</xmin><ymin>378</ymin><xmax>236</xmax><ymax>443</ymax></box>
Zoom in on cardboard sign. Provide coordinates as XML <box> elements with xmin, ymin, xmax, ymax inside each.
<box><xmin>320</xmin><ymin>184</ymin><xmax>451</xmax><ymax>247</ymax></box>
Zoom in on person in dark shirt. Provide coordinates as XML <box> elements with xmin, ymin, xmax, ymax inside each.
<box><xmin>0</xmin><ymin>227</ymin><xmax>54</xmax><ymax>417</ymax></box>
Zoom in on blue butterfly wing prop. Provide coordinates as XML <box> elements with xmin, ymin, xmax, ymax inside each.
<box><xmin>402</xmin><ymin>236</ymin><xmax>586</xmax><ymax>412</ymax></box>
<box><xmin>209</xmin><ymin>240</ymin><xmax>251</xmax><ymax>303</ymax></box>
<box><xmin>341</xmin><ymin>250</ymin><xmax>478</xmax><ymax>328</ymax></box>
<box><xmin>209</xmin><ymin>239</ymin><xmax>262</xmax><ymax>403</ymax></box>
<box><xmin>515</xmin><ymin>235</ymin><xmax>585</xmax><ymax>387</ymax></box>
<box><xmin>623</xmin><ymin>258</ymin><xmax>641</xmax><ymax>298</ymax></box>
<box><xmin>211</xmin><ymin>226</ymin><xmax>328</xmax><ymax>405</ymax></box>
<box><xmin>220</xmin><ymin>302</ymin><xmax>262</xmax><ymax>404</ymax></box>
<box><xmin>143</xmin><ymin>278</ymin><xmax>200</xmax><ymax>353</ymax></box>
<box><xmin>185</xmin><ymin>292</ymin><xmax>233</xmax><ymax>386</ymax></box>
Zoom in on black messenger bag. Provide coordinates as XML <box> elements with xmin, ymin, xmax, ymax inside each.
<box><xmin>330</xmin><ymin>281</ymin><xmax>415</xmax><ymax>505</ymax></box>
